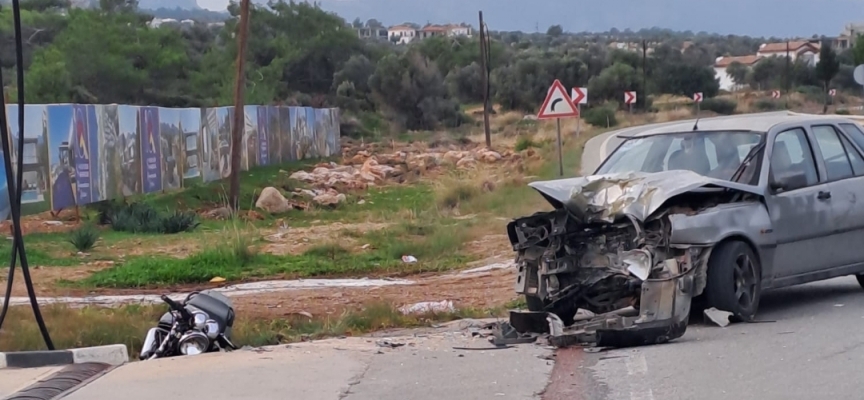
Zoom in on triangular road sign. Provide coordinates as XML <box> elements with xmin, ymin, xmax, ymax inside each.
<box><xmin>538</xmin><ymin>80</ymin><xmax>579</xmax><ymax>119</ymax></box>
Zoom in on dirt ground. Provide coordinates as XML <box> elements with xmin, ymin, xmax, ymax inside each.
<box><xmin>233</xmin><ymin>265</ymin><xmax>519</xmax><ymax>319</ymax></box>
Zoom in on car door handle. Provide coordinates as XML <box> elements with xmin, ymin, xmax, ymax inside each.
<box><xmin>818</xmin><ymin>191</ymin><xmax>832</xmax><ymax>200</ymax></box>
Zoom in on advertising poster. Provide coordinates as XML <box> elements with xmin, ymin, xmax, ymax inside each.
<box><xmin>46</xmin><ymin>105</ymin><xmax>76</xmax><ymax>211</ymax></box>
<box><xmin>329</xmin><ymin>108</ymin><xmax>340</xmax><ymax>156</ymax></box>
<box><xmin>0</xmin><ymin>102</ymin><xmax>339</xmax><ymax>218</ymax></box>
<box><xmin>117</xmin><ymin>105</ymin><xmax>141</xmax><ymax>196</ymax></box>
<box><xmin>219</xmin><ymin>107</ymin><xmax>233</xmax><ymax>179</ymax></box>
<box><xmin>314</xmin><ymin>108</ymin><xmax>327</xmax><ymax>158</ymax></box>
<box><xmin>288</xmin><ymin>107</ymin><xmax>301</xmax><ymax>160</ymax></box>
<box><xmin>86</xmin><ymin>105</ymin><xmax>103</xmax><ymax>202</ymax></box>
<box><xmin>159</xmin><ymin>107</ymin><xmax>181</xmax><ymax>191</ymax></box>
<box><xmin>0</xmin><ymin>150</ymin><xmax>9</xmax><ymax>221</ymax></box>
<box><xmin>242</xmin><ymin>105</ymin><xmax>257</xmax><ymax>171</ymax></box>
<box><xmin>200</xmin><ymin>107</ymin><xmax>218</xmax><ymax>183</ymax></box>
<box><xmin>9</xmin><ymin>105</ymin><xmax>51</xmax><ymax>215</ymax></box>
<box><xmin>257</xmin><ymin>106</ymin><xmax>269</xmax><ymax>166</ymax></box>
<box><xmin>180</xmin><ymin>108</ymin><xmax>201</xmax><ymax>185</ymax></box>
<box><xmin>139</xmin><ymin>106</ymin><xmax>162</xmax><ymax>193</ymax></box>
<box><xmin>278</xmin><ymin>106</ymin><xmax>291</xmax><ymax>162</ymax></box>
<box><xmin>72</xmin><ymin>104</ymin><xmax>92</xmax><ymax>205</ymax></box>
<box><xmin>267</xmin><ymin>105</ymin><xmax>280</xmax><ymax>165</ymax></box>
<box><xmin>95</xmin><ymin>104</ymin><xmax>123</xmax><ymax>201</ymax></box>
<box><xmin>304</xmin><ymin>107</ymin><xmax>317</xmax><ymax>158</ymax></box>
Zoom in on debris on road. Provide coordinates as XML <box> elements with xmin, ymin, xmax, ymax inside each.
<box><xmin>375</xmin><ymin>339</ymin><xmax>406</xmax><ymax>348</ymax></box>
<box><xmin>398</xmin><ymin>300</ymin><xmax>455</xmax><ymax>315</ymax></box>
<box><xmin>704</xmin><ymin>307</ymin><xmax>733</xmax><ymax>327</ymax></box>
<box><xmin>489</xmin><ymin>321</ymin><xmax>538</xmax><ymax>346</ymax></box>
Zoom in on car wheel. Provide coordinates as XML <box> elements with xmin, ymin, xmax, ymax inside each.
<box><xmin>855</xmin><ymin>274</ymin><xmax>864</xmax><ymax>289</ymax></box>
<box><xmin>704</xmin><ymin>240</ymin><xmax>761</xmax><ymax>322</ymax></box>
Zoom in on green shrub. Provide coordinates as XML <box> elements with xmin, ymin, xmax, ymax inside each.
<box><xmin>700</xmin><ymin>98</ymin><xmax>737</xmax><ymax>115</ymax></box>
<box><xmin>161</xmin><ymin>211</ymin><xmax>201</xmax><ymax>234</ymax></box>
<box><xmin>583</xmin><ymin>106</ymin><xmax>618</xmax><ymax>128</ymax></box>
<box><xmin>515</xmin><ymin>136</ymin><xmax>540</xmax><ymax>151</ymax></box>
<box><xmin>103</xmin><ymin>202</ymin><xmax>200</xmax><ymax>235</ymax></box>
<box><xmin>836</xmin><ymin>109</ymin><xmax>851</xmax><ymax>115</ymax></box>
<box><xmin>68</xmin><ymin>224</ymin><xmax>100</xmax><ymax>252</ymax></box>
<box><xmin>754</xmin><ymin>99</ymin><xmax>781</xmax><ymax>111</ymax></box>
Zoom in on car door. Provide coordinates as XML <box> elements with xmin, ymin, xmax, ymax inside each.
<box><xmin>815</xmin><ymin>123</ymin><xmax>864</xmax><ymax>269</ymax></box>
<box><xmin>764</xmin><ymin>127</ymin><xmax>837</xmax><ymax>280</ymax></box>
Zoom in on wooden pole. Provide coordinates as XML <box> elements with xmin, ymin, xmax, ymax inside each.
<box><xmin>229</xmin><ymin>0</ymin><xmax>251</xmax><ymax>210</ymax></box>
<box><xmin>479</xmin><ymin>11</ymin><xmax>491</xmax><ymax>149</ymax></box>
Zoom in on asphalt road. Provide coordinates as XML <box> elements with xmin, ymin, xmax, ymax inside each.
<box><xmin>61</xmin><ymin>322</ymin><xmax>554</xmax><ymax>400</ymax></box>
<box><xmin>568</xmin><ymin>276</ymin><xmax>864</xmax><ymax>400</ymax></box>
<box><xmin>8</xmin><ymin>277</ymin><xmax>864</xmax><ymax>399</ymax></box>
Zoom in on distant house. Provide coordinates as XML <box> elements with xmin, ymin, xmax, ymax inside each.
<box><xmin>756</xmin><ymin>41</ymin><xmax>821</xmax><ymax>66</ymax></box>
<box><xmin>832</xmin><ymin>22</ymin><xmax>864</xmax><ymax>50</ymax></box>
<box><xmin>445</xmin><ymin>24</ymin><xmax>473</xmax><ymax>37</ymax></box>
<box><xmin>388</xmin><ymin>25</ymin><xmax>417</xmax><ymax>44</ymax></box>
<box><xmin>607</xmin><ymin>41</ymin><xmax>657</xmax><ymax>54</ymax></box>
<box><xmin>357</xmin><ymin>27</ymin><xmax>388</xmax><ymax>40</ymax></box>
<box><xmin>419</xmin><ymin>24</ymin><xmax>448</xmax><ymax>39</ymax></box>
<box><xmin>714</xmin><ymin>55</ymin><xmax>762</xmax><ymax>92</ymax></box>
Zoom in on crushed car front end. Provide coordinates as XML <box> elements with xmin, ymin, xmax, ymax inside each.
<box><xmin>506</xmin><ymin>170</ymin><xmax>765</xmax><ymax>348</ymax></box>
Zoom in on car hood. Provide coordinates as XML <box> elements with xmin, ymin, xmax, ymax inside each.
<box><xmin>528</xmin><ymin>170</ymin><xmax>763</xmax><ymax>223</ymax></box>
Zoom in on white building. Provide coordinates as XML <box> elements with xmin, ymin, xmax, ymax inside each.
<box><xmin>388</xmin><ymin>25</ymin><xmax>417</xmax><ymax>44</ymax></box>
<box><xmin>714</xmin><ymin>55</ymin><xmax>762</xmax><ymax>92</ymax></box>
<box><xmin>756</xmin><ymin>41</ymin><xmax>821</xmax><ymax>67</ymax></box>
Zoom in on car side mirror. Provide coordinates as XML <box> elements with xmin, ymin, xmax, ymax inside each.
<box><xmin>770</xmin><ymin>171</ymin><xmax>808</xmax><ymax>193</ymax></box>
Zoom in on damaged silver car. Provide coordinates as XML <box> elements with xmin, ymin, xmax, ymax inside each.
<box><xmin>508</xmin><ymin>114</ymin><xmax>864</xmax><ymax>346</ymax></box>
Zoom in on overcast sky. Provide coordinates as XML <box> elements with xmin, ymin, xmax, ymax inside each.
<box><xmin>194</xmin><ymin>0</ymin><xmax>864</xmax><ymax>38</ymax></box>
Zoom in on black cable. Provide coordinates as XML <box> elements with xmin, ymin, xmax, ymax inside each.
<box><xmin>0</xmin><ymin>0</ymin><xmax>54</xmax><ymax>349</ymax></box>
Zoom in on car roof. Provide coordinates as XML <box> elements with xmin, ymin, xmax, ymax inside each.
<box><xmin>617</xmin><ymin>111</ymin><xmax>860</xmax><ymax>139</ymax></box>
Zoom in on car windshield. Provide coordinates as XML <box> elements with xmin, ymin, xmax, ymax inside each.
<box><xmin>596</xmin><ymin>131</ymin><xmax>765</xmax><ymax>183</ymax></box>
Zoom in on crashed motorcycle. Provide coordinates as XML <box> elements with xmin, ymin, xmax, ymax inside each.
<box><xmin>139</xmin><ymin>290</ymin><xmax>238</xmax><ymax>360</ymax></box>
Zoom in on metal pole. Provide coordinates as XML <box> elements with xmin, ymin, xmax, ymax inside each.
<box><xmin>479</xmin><ymin>11</ymin><xmax>491</xmax><ymax>148</ymax></box>
<box><xmin>229</xmin><ymin>0</ymin><xmax>251</xmax><ymax>210</ymax></box>
<box><xmin>642</xmin><ymin>39</ymin><xmax>647</xmax><ymax>109</ymax></box>
<box><xmin>576</xmin><ymin>104</ymin><xmax>581</xmax><ymax>137</ymax></box>
<box><xmin>556</xmin><ymin>118</ymin><xmax>563</xmax><ymax>177</ymax></box>
<box><xmin>785</xmin><ymin>41</ymin><xmax>790</xmax><ymax>109</ymax></box>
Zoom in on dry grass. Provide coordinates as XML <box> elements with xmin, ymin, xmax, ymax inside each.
<box><xmin>432</xmin><ymin>168</ymin><xmax>500</xmax><ymax>211</ymax></box>
<box><xmin>0</xmin><ymin>302</ymin><xmax>501</xmax><ymax>358</ymax></box>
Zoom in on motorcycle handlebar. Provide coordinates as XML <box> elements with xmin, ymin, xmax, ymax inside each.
<box><xmin>160</xmin><ymin>295</ymin><xmax>192</xmax><ymax>320</ymax></box>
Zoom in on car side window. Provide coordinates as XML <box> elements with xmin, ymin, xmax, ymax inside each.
<box><xmin>771</xmin><ymin>128</ymin><xmax>819</xmax><ymax>187</ymax></box>
<box><xmin>839</xmin><ymin>123</ymin><xmax>864</xmax><ymax>152</ymax></box>
<box><xmin>838</xmin><ymin>133</ymin><xmax>864</xmax><ymax>176</ymax></box>
<box><xmin>812</xmin><ymin>125</ymin><xmax>854</xmax><ymax>181</ymax></box>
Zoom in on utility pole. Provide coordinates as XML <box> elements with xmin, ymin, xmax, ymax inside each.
<box><xmin>642</xmin><ymin>39</ymin><xmax>647</xmax><ymax>110</ymax></box>
<box><xmin>785</xmin><ymin>41</ymin><xmax>790</xmax><ymax>109</ymax></box>
<box><xmin>479</xmin><ymin>11</ymin><xmax>491</xmax><ymax>148</ymax></box>
<box><xmin>229</xmin><ymin>0</ymin><xmax>251</xmax><ymax>210</ymax></box>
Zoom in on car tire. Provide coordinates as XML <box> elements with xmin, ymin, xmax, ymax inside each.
<box><xmin>855</xmin><ymin>274</ymin><xmax>864</xmax><ymax>289</ymax></box>
<box><xmin>703</xmin><ymin>240</ymin><xmax>762</xmax><ymax>322</ymax></box>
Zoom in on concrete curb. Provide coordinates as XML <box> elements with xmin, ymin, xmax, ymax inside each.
<box><xmin>0</xmin><ymin>344</ymin><xmax>128</xmax><ymax>369</ymax></box>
